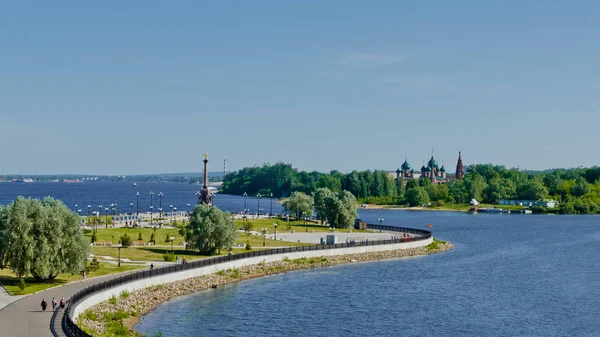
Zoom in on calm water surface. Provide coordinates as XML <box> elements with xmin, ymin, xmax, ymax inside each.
<box><xmin>136</xmin><ymin>211</ymin><xmax>600</xmax><ymax>337</ymax></box>
<box><xmin>0</xmin><ymin>181</ymin><xmax>283</xmax><ymax>214</ymax></box>
<box><xmin>2</xmin><ymin>183</ymin><xmax>597</xmax><ymax>336</ymax></box>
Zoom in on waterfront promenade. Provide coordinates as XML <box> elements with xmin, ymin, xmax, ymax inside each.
<box><xmin>0</xmin><ymin>269</ymin><xmax>145</xmax><ymax>337</ymax></box>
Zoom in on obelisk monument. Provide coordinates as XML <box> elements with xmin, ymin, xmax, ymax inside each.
<box><xmin>199</xmin><ymin>154</ymin><xmax>212</xmax><ymax>205</ymax></box>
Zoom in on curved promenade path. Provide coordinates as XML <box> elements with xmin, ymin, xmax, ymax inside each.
<box><xmin>0</xmin><ymin>269</ymin><xmax>145</xmax><ymax>337</ymax></box>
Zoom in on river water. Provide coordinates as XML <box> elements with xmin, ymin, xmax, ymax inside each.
<box><xmin>0</xmin><ymin>181</ymin><xmax>283</xmax><ymax>215</ymax></box>
<box><xmin>136</xmin><ymin>210</ymin><xmax>600</xmax><ymax>337</ymax></box>
<box><xmin>2</xmin><ymin>183</ymin><xmax>598</xmax><ymax>336</ymax></box>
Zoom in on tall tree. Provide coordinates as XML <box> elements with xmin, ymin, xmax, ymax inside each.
<box><xmin>313</xmin><ymin>188</ymin><xmax>357</xmax><ymax>228</ymax></box>
<box><xmin>0</xmin><ymin>197</ymin><xmax>89</xmax><ymax>280</ymax></box>
<box><xmin>406</xmin><ymin>187</ymin><xmax>430</xmax><ymax>206</ymax></box>
<box><xmin>185</xmin><ymin>204</ymin><xmax>237</xmax><ymax>255</ymax></box>
<box><xmin>286</xmin><ymin>192</ymin><xmax>314</xmax><ymax>219</ymax></box>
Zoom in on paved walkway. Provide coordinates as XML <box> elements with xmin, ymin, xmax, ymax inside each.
<box><xmin>0</xmin><ymin>269</ymin><xmax>148</xmax><ymax>337</ymax></box>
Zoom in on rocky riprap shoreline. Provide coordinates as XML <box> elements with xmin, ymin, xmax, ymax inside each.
<box><xmin>78</xmin><ymin>240</ymin><xmax>453</xmax><ymax>336</ymax></box>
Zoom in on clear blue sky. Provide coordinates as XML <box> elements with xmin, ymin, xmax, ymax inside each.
<box><xmin>2</xmin><ymin>1</ymin><xmax>599</xmax><ymax>175</ymax></box>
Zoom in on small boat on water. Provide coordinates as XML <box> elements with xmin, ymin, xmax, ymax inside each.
<box><xmin>133</xmin><ymin>182</ymin><xmax>137</xmax><ymax>187</ymax></box>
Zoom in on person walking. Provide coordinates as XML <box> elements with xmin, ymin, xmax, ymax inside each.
<box><xmin>59</xmin><ymin>298</ymin><xmax>66</xmax><ymax>310</ymax></box>
<box><xmin>41</xmin><ymin>298</ymin><xmax>47</xmax><ymax>312</ymax></box>
<box><xmin>51</xmin><ymin>297</ymin><xmax>57</xmax><ymax>311</ymax></box>
<box><xmin>150</xmin><ymin>263</ymin><xmax>154</xmax><ymax>270</ymax></box>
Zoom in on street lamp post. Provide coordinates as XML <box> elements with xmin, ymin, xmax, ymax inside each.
<box><xmin>88</xmin><ymin>205</ymin><xmax>91</xmax><ymax>216</ymax></box>
<box><xmin>261</xmin><ymin>228</ymin><xmax>267</xmax><ymax>247</ymax></box>
<box><xmin>97</xmin><ymin>205</ymin><xmax>102</xmax><ymax>233</ymax></box>
<box><xmin>274</xmin><ymin>223</ymin><xmax>278</xmax><ymax>241</ymax></box>
<box><xmin>170</xmin><ymin>236</ymin><xmax>174</xmax><ymax>253</ymax></box>
<box><xmin>257</xmin><ymin>193</ymin><xmax>261</xmax><ymax>216</ymax></box>
<box><xmin>174</xmin><ymin>207</ymin><xmax>177</xmax><ymax>224</ymax></box>
<box><xmin>117</xmin><ymin>244</ymin><xmax>122</xmax><ymax>267</ymax></box>
<box><xmin>75</xmin><ymin>204</ymin><xmax>78</xmax><ymax>215</ymax></box>
<box><xmin>170</xmin><ymin>205</ymin><xmax>173</xmax><ymax>223</ymax></box>
<box><xmin>136</xmin><ymin>192</ymin><xmax>140</xmax><ymax>216</ymax></box>
<box><xmin>270</xmin><ymin>193</ymin><xmax>273</xmax><ymax>218</ymax></box>
<box><xmin>158</xmin><ymin>192</ymin><xmax>164</xmax><ymax>217</ymax></box>
<box><xmin>243</xmin><ymin>192</ymin><xmax>247</xmax><ymax>213</ymax></box>
<box><xmin>130</xmin><ymin>203</ymin><xmax>133</xmax><ymax>215</ymax></box>
<box><xmin>149</xmin><ymin>191</ymin><xmax>155</xmax><ymax>225</ymax></box>
<box><xmin>105</xmin><ymin>207</ymin><xmax>109</xmax><ymax>228</ymax></box>
<box><xmin>378</xmin><ymin>218</ymin><xmax>384</xmax><ymax>233</ymax></box>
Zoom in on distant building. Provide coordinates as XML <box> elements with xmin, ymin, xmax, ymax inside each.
<box><xmin>498</xmin><ymin>199</ymin><xmax>559</xmax><ymax>208</ymax></box>
<box><xmin>455</xmin><ymin>151</ymin><xmax>465</xmax><ymax>179</ymax></box>
<box><xmin>394</xmin><ymin>151</ymin><xmax>464</xmax><ymax>184</ymax></box>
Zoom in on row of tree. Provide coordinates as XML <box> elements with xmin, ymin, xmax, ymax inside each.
<box><xmin>221</xmin><ymin>163</ymin><xmax>600</xmax><ymax>214</ymax></box>
<box><xmin>284</xmin><ymin>188</ymin><xmax>358</xmax><ymax>228</ymax></box>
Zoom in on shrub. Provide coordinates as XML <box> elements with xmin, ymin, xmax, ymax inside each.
<box><xmin>119</xmin><ymin>234</ymin><xmax>132</xmax><ymax>247</ymax></box>
<box><xmin>138</xmin><ymin>232</ymin><xmax>143</xmax><ymax>241</ymax></box>
<box><xmin>108</xmin><ymin>295</ymin><xmax>117</xmax><ymax>305</ymax></box>
<box><xmin>85</xmin><ymin>257</ymin><xmax>100</xmax><ymax>272</ymax></box>
<box><xmin>242</xmin><ymin>222</ymin><xmax>254</xmax><ymax>234</ymax></box>
<box><xmin>163</xmin><ymin>252</ymin><xmax>176</xmax><ymax>262</ymax></box>
<box><xmin>83</xmin><ymin>229</ymin><xmax>92</xmax><ymax>235</ymax></box>
<box><xmin>81</xmin><ymin>309</ymin><xmax>98</xmax><ymax>321</ymax></box>
<box><xmin>150</xmin><ymin>232</ymin><xmax>155</xmax><ymax>244</ymax></box>
<box><xmin>245</xmin><ymin>241</ymin><xmax>252</xmax><ymax>250</ymax></box>
<box><xmin>120</xmin><ymin>290</ymin><xmax>129</xmax><ymax>299</ymax></box>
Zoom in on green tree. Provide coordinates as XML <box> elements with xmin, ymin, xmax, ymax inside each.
<box><xmin>465</xmin><ymin>173</ymin><xmax>487</xmax><ymax>201</ymax></box>
<box><xmin>313</xmin><ymin>188</ymin><xmax>357</xmax><ymax>228</ymax></box>
<box><xmin>317</xmin><ymin>174</ymin><xmax>342</xmax><ymax>193</ymax></box>
<box><xmin>570</xmin><ymin>178</ymin><xmax>591</xmax><ymax>197</ymax></box>
<box><xmin>119</xmin><ymin>234</ymin><xmax>132</xmax><ymax>247</ymax></box>
<box><xmin>406</xmin><ymin>187</ymin><xmax>430</xmax><ymax>206</ymax></box>
<box><xmin>185</xmin><ymin>204</ymin><xmax>237</xmax><ymax>255</ymax></box>
<box><xmin>313</xmin><ymin>188</ymin><xmax>335</xmax><ymax>223</ymax></box>
<box><xmin>518</xmin><ymin>180</ymin><xmax>548</xmax><ymax>200</ymax></box>
<box><xmin>448</xmin><ymin>180</ymin><xmax>468</xmax><ymax>204</ymax></box>
<box><xmin>0</xmin><ymin>197</ymin><xmax>89</xmax><ymax>281</ymax></box>
<box><xmin>286</xmin><ymin>191</ymin><xmax>314</xmax><ymax>219</ymax></box>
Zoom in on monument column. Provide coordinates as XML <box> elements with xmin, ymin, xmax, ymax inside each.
<box><xmin>200</xmin><ymin>154</ymin><xmax>212</xmax><ymax>205</ymax></box>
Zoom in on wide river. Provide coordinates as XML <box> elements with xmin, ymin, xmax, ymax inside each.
<box><xmin>135</xmin><ymin>210</ymin><xmax>600</xmax><ymax>337</ymax></box>
<box><xmin>1</xmin><ymin>182</ymin><xmax>598</xmax><ymax>336</ymax></box>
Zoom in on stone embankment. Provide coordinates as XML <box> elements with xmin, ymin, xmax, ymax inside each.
<box><xmin>79</xmin><ymin>240</ymin><xmax>453</xmax><ymax>336</ymax></box>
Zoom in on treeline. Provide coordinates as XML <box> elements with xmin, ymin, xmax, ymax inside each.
<box><xmin>222</xmin><ymin>163</ymin><xmax>600</xmax><ymax>214</ymax></box>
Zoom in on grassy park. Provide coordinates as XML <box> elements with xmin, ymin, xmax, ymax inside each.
<box><xmin>0</xmin><ymin>263</ymin><xmax>145</xmax><ymax>295</ymax></box>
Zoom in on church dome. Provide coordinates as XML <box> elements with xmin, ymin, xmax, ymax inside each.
<box><xmin>396</xmin><ymin>168</ymin><xmax>401</xmax><ymax>174</ymax></box>
<box><xmin>410</xmin><ymin>169</ymin><xmax>414</xmax><ymax>173</ymax></box>
<box><xmin>428</xmin><ymin>156</ymin><xmax>439</xmax><ymax>169</ymax></box>
<box><xmin>401</xmin><ymin>160</ymin><xmax>411</xmax><ymax>170</ymax></box>
<box><xmin>421</xmin><ymin>165</ymin><xmax>427</xmax><ymax>172</ymax></box>
<box><xmin>425</xmin><ymin>166</ymin><xmax>431</xmax><ymax>172</ymax></box>
<box><xmin>440</xmin><ymin>165</ymin><xmax>446</xmax><ymax>172</ymax></box>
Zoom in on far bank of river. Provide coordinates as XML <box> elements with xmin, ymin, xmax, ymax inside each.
<box><xmin>78</xmin><ymin>241</ymin><xmax>453</xmax><ymax>336</ymax></box>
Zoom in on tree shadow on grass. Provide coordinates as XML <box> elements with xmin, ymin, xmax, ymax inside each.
<box><xmin>134</xmin><ymin>247</ymin><xmax>212</xmax><ymax>258</ymax></box>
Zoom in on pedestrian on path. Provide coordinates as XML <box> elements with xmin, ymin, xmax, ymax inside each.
<box><xmin>150</xmin><ymin>263</ymin><xmax>154</xmax><ymax>270</ymax></box>
<box><xmin>51</xmin><ymin>297</ymin><xmax>57</xmax><ymax>311</ymax></box>
<box><xmin>40</xmin><ymin>298</ymin><xmax>47</xmax><ymax>312</ymax></box>
<box><xmin>59</xmin><ymin>298</ymin><xmax>65</xmax><ymax>310</ymax></box>
<box><xmin>82</xmin><ymin>270</ymin><xmax>87</xmax><ymax>281</ymax></box>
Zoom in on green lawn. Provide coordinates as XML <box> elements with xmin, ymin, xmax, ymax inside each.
<box><xmin>0</xmin><ymin>263</ymin><xmax>145</xmax><ymax>295</ymax></box>
<box><xmin>84</xmin><ymin>227</ymin><xmax>185</xmax><ymax>245</ymax></box>
<box><xmin>235</xmin><ymin>217</ymin><xmax>368</xmax><ymax>233</ymax></box>
<box><xmin>91</xmin><ymin>246</ymin><xmax>214</xmax><ymax>261</ymax></box>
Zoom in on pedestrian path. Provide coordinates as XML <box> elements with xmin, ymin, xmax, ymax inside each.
<box><xmin>0</xmin><ymin>270</ymin><xmax>141</xmax><ymax>337</ymax></box>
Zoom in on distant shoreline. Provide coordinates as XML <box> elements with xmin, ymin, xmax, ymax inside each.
<box><xmin>359</xmin><ymin>204</ymin><xmax>468</xmax><ymax>212</ymax></box>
